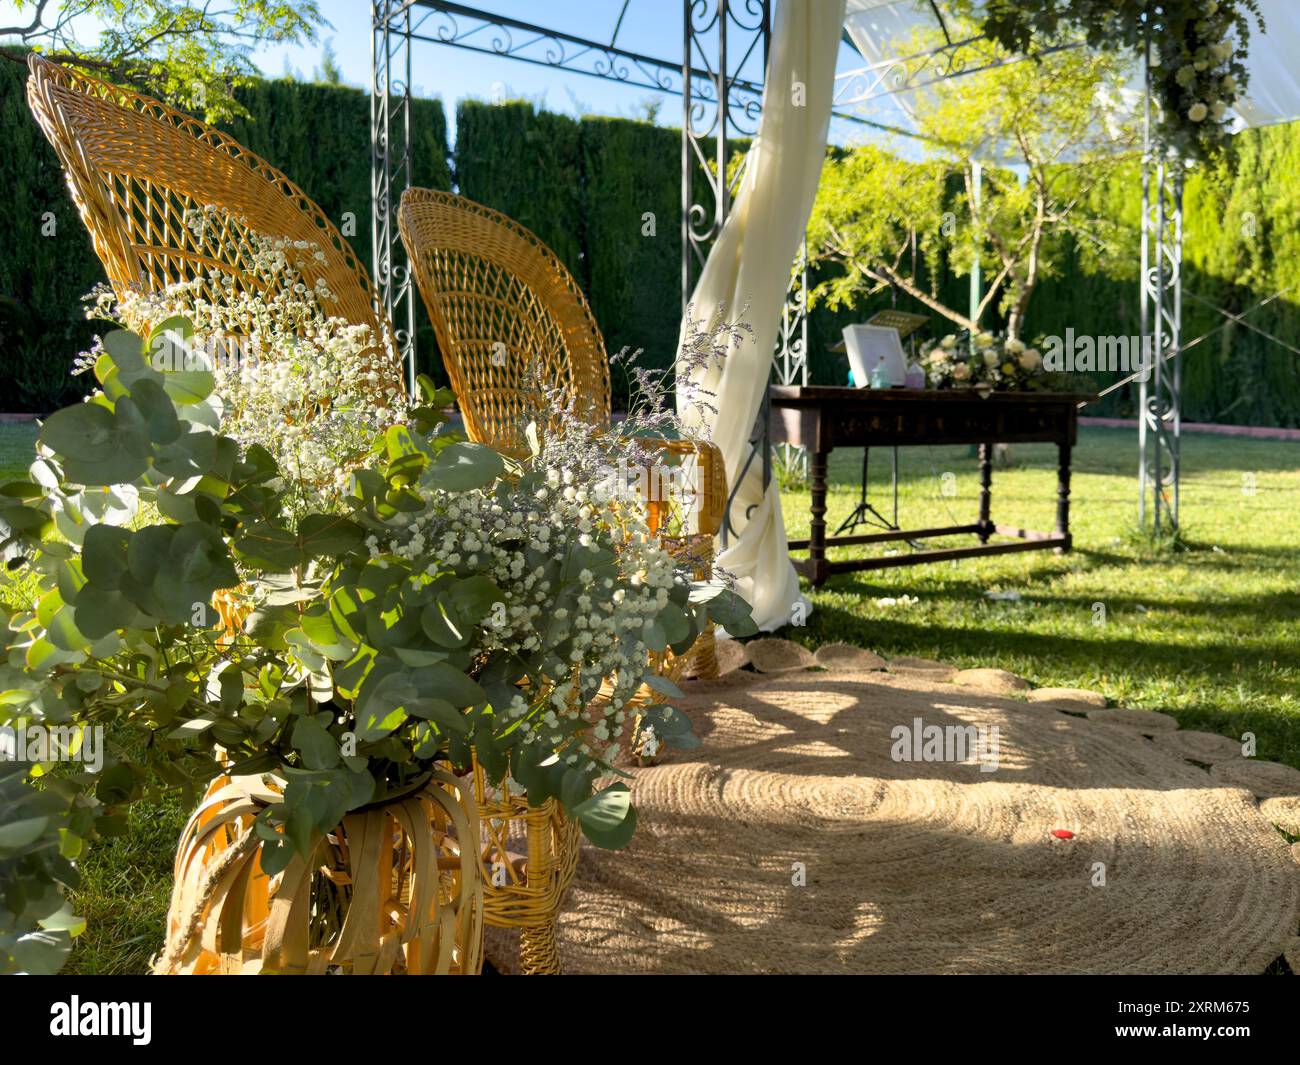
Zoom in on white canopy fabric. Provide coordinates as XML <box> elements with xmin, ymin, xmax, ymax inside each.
<box><xmin>675</xmin><ymin>0</ymin><xmax>846</xmax><ymax>632</ymax></box>
<box><xmin>1227</xmin><ymin>1</ymin><xmax>1300</xmax><ymax>130</ymax></box>
<box><xmin>841</xmin><ymin>0</ymin><xmax>1300</xmax><ymax>143</ymax></box>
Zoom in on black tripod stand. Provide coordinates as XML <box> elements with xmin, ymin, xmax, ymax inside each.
<box><xmin>835</xmin><ymin>445</ymin><xmax>900</xmax><ymax>534</ymax></box>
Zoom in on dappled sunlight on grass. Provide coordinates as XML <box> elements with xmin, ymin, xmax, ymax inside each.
<box><xmin>777</xmin><ymin>427</ymin><xmax>1300</xmax><ymax>769</ymax></box>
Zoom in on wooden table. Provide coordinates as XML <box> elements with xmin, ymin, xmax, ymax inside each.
<box><xmin>768</xmin><ymin>386</ymin><xmax>1094</xmax><ymax>586</ymax></box>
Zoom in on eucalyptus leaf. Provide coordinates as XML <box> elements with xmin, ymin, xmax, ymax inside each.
<box><xmin>425</xmin><ymin>441</ymin><xmax>505</xmax><ymax>492</ymax></box>
<box><xmin>291</xmin><ymin>714</ymin><xmax>340</xmax><ymax>771</ymax></box>
<box><xmin>571</xmin><ymin>784</ymin><xmax>637</xmax><ymax>850</ymax></box>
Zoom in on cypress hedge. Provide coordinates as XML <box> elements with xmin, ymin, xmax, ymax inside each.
<box><xmin>579</xmin><ymin>116</ymin><xmax>682</xmax><ymax>403</ymax></box>
<box><xmin>454</xmin><ymin>99</ymin><xmax>585</xmax><ymax>279</ymax></box>
<box><xmin>3</xmin><ymin>53</ymin><xmax>1299</xmax><ymax>425</ymax></box>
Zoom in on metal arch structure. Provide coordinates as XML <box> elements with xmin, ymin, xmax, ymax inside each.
<box><xmin>680</xmin><ymin>0</ymin><xmax>770</xmax><ymax>306</ymax></box>
<box><xmin>680</xmin><ymin>2</ymin><xmax>814</xmax><ymax>492</ymax></box>
<box><xmin>370</xmin><ymin>3</ymin><xmax>1185</xmax><ymax>529</ymax></box>
<box><xmin>371</xmin><ymin>0</ymin><xmax>772</xmax><ymax>395</ymax></box>
<box><xmin>833</xmin><ymin>31</ymin><xmax>1184</xmax><ymax>532</ymax></box>
<box><xmin>372</xmin><ymin>0</ymin><xmax>417</xmax><ymax>395</ymax></box>
<box><xmin>1138</xmin><ymin>47</ymin><xmax>1183</xmax><ymax>534</ymax></box>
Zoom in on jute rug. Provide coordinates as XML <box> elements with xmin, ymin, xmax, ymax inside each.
<box><xmin>550</xmin><ymin>665</ymin><xmax>1300</xmax><ymax>975</ymax></box>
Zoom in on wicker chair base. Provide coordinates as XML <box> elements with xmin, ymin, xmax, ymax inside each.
<box><xmin>473</xmin><ymin>760</ymin><xmax>581</xmax><ymax>975</ymax></box>
<box><xmin>155</xmin><ymin>770</ymin><xmax>483</xmax><ymax>975</ymax></box>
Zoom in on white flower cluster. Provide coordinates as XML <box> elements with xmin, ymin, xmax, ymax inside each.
<box><xmin>83</xmin><ymin>209</ymin><xmax>407</xmax><ymax>514</ymax></box>
<box><xmin>1161</xmin><ymin>1</ymin><xmax>1242</xmax><ymax>137</ymax></box>
<box><xmin>376</xmin><ymin>442</ymin><xmax>683</xmax><ymax>768</ymax></box>
<box><xmin>923</xmin><ymin>331</ymin><xmax>1044</xmax><ymax>391</ymax></box>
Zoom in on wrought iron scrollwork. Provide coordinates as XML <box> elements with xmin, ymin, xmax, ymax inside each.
<box><xmin>1138</xmin><ymin>39</ymin><xmax>1183</xmax><ymax>533</ymax></box>
<box><xmin>681</xmin><ymin>0</ymin><xmax>769</xmax><ymax>305</ymax></box>
<box><xmin>1138</xmin><ymin>160</ymin><xmax>1183</xmax><ymax>521</ymax></box>
<box><xmin>372</xmin><ymin>0</ymin><xmax>417</xmax><ymax>393</ymax></box>
<box><xmin>406</xmin><ymin>2</ymin><xmax>694</xmax><ymax>96</ymax></box>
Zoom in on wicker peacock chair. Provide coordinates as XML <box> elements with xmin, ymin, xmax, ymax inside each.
<box><xmin>398</xmin><ymin>188</ymin><xmax>727</xmax><ymax>973</ymax></box>
<box><xmin>24</xmin><ymin>53</ymin><xmax>401</xmax><ymax>395</ymax></box>
<box><xmin>396</xmin><ymin>187</ymin><xmax>726</xmax><ymax>570</ymax></box>
<box><xmin>397</xmin><ymin>187</ymin><xmax>726</xmax><ymax>688</ymax></box>
<box><xmin>26</xmin><ymin>57</ymin><xmax>507</xmax><ymax>972</ymax></box>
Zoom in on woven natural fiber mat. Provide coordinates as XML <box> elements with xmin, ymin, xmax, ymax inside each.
<box><xmin>951</xmin><ymin>667</ymin><xmax>1030</xmax><ymax>694</ymax></box>
<box><xmin>1153</xmin><ymin>729</ymin><xmax>1246</xmax><ymax>765</ymax></box>
<box><xmin>712</xmin><ymin>638</ymin><xmax>747</xmax><ymax>676</ymax></box>
<box><xmin>1211</xmin><ymin>758</ymin><xmax>1300</xmax><ymax>800</ymax></box>
<box><xmin>1086</xmin><ymin>707</ymin><xmax>1179</xmax><ymax>734</ymax></box>
<box><xmin>1260</xmin><ymin>796</ymin><xmax>1300</xmax><ymax>836</ymax></box>
<box><xmin>1027</xmin><ymin>686</ymin><xmax>1108</xmax><ymax>708</ymax></box>
<box><xmin>746</xmin><ymin>638</ymin><xmax>817</xmax><ymax>674</ymax></box>
<box><xmin>885</xmin><ymin>656</ymin><xmax>956</xmax><ymax>681</ymax></box>
<box><xmin>814</xmin><ymin>642</ymin><xmax>887</xmax><ymax>672</ymax></box>
<box><xmin>557</xmin><ymin>668</ymin><xmax>1300</xmax><ymax>975</ymax></box>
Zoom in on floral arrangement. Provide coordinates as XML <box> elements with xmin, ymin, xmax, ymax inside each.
<box><xmin>0</xmin><ymin>238</ymin><xmax>754</xmax><ymax>972</ymax></box>
<box><xmin>921</xmin><ymin>330</ymin><xmax>1044</xmax><ymax>391</ymax></box>
<box><xmin>79</xmin><ymin>210</ymin><xmax>407</xmax><ymax>516</ymax></box>
<box><xmin>970</xmin><ymin>0</ymin><xmax>1263</xmax><ymax>158</ymax></box>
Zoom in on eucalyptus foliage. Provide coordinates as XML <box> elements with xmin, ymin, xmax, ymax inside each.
<box><xmin>0</xmin><ymin>317</ymin><xmax>753</xmax><ymax>973</ymax></box>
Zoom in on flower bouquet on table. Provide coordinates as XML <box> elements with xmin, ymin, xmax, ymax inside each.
<box><xmin>0</xmin><ymin>237</ymin><xmax>755</xmax><ymax>974</ymax></box>
<box><xmin>921</xmin><ymin>330</ymin><xmax>1045</xmax><ymax>392</ymax></box>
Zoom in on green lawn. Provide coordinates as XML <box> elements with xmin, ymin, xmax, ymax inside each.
<box><xmin>776</xmin><ymin>425</ymin><xmax>1300</xmax><ymax>770</ymax></box>
<box><xmin>1</xmin><ymin>418</ymin><xmax>1297</xmax><ymax>972</ymax></box>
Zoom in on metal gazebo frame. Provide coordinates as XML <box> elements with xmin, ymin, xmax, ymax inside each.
<box><xmin>370</xmin><ymin>1</ymin><xmax>1186</xmax><ymax>533</ymax></box>
<box><xmin>370</xmin><ymin>0</ymin><xmax>775</xmax><ymax>387</ymax></box>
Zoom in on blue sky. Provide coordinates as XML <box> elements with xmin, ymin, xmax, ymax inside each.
<box><xmin>289</xmin><ymin>1</ymin><xmax>722</xmax><ymax>116</ymax></box>
<box><xmin>1</xmin><ymin>0</ymin><xmax>880</xmax><ymax>145</ymax></box>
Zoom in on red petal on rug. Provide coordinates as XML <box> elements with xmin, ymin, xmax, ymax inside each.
<box><xmin>1051</xmin><ymin>829</ymin><xmax>1075</xmax><ymax>840</ymax></box>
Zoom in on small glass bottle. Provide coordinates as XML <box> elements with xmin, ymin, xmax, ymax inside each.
<box><xmin>869</xmin><ymin>355</ymin><xmax>891</xmax><ymax>389</ymax></box>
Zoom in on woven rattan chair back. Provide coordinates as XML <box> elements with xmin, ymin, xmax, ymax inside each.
<box><xmin>26</xmin><ymin>54</ymin><xmax>389</xmax><ymax>357</ymax></box>
<box><xmin>398</xmin><ymin>188</ymin><xmax>611</xmax><ymax>454</ymax></box>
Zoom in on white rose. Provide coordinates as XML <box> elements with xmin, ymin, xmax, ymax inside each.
<box><xmin>1005</xmin><ymin>337</ymin><xmax>1026</xmax><ymax>354</ymax></box>
<box><xmin>1188</xmin><ymin>102</ymin><xmax>1209</xmax><ymax>122</ymax></box>
<box><xmin>1019</xmin><ymin>348</ymin><xmax>1042</xmax><ymax>371</ymax></box>
<box><xmin>940</xmin><ymin>334</ymin><xmax>958</xmax><ymax>350</ymax></box>
<box><xmin>982</xmin><ymin>350</ymin><xmax>1000</xmax><ymax>367</ymax></box>
<box><xmin>952</xmin><ymin>363</ymin><xmax>971</xmax><ymax>381</ymax></box>
<box><xmin>976</xmin><ymin>331</ymin><xmax>995</xmax><ymax>347</ymax></box>
<box><xmin>1175</xmin><ymin>65</ymin><xmax>1197</xmax><ymax>88</ymax></box>
<box><xmin>1210</xmin><ymin>100</ymin><xmax>1227</xmax><ymax>121</ymax></box>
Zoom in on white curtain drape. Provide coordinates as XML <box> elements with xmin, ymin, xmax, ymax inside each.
<box><xmin>676</xmin><ymin>0</ymin><xmax>846</xmax><ymax>631</ymax></box>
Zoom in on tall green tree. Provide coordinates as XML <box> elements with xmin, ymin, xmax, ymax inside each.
<box><xmin>808</xmin><ymin>24</ymin><xmax>1140</xmax><ymax>340</ymax></box>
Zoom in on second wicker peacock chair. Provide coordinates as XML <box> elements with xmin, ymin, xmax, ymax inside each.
<box><xmin>397</xmin><ymin>187</ymin><xmax>726</xmax><ymax>688</ymax></box>
<box><xmin>396</xmin><ymin>187</ymin><xmax>726</xmax><ymax>575</ymax></box>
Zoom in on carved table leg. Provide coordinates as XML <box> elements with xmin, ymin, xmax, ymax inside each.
<box><xmin>809</xmin><ymin>449</ymin><xmax>830</xmax><ymax>586</ymax></box>
<box><xmin>1055</xmin><ymin>440</ymin><xmax>1073</xmax><ymax>554</ymax></box>
<box><xmin>977</xmin><ymin>442</ymin><xmax>993</xmax><ymax>543</ymax></box>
